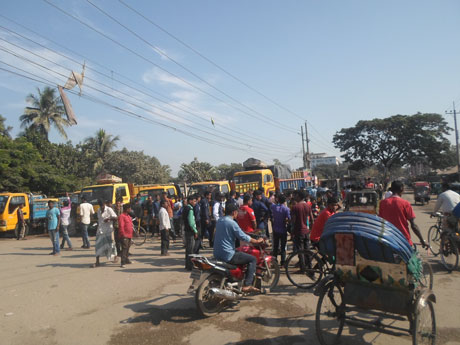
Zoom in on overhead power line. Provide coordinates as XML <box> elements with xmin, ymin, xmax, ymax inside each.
<box><xmin>42</xmin><ymin>0</ymin><xmax>299</xmax><ymax>135</ymax></box>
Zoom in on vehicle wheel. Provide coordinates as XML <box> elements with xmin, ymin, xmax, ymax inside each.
<box><xmin>195</xmin><ymin>274</ymin><xmax>225</xmax><ymax>317</ymax></box>
<box><xmin>412</xmin><ymin>299</ymin><xmax>436</xmax><ymax>345</ymax></box>
<box><xmin>316</xmin><ymin>280</ymin><xmax>345</xmax><ymax>345</ymax></box>
<box><xmin>261</xmin><ymin>259</ymin><xmax>280</xmax><ymax>291</ymax></box>
<box><xmin>440</xmin><ymin>234</ymin><xmax>459</xmax><ymax>272</ymax></box>
<box><xmin>285</xmin><ymin>249</ymin><xmax>323</xmax><ymax>289</ymax></box>
<box><xmin>427</xmin><ymin>226</ymin><xmax>441</xmax><ymax>256</ymax></box>
<box><xmin>132</xmin><ymin>226</ymin><xmax>147</xmax><ymax>246</ymax></box>
<box><xmin>419</xmin><ymin>261</ymin><xmax>434</xmax><ymax>290</ymax></box>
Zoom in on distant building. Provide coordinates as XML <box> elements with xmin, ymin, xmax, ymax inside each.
<box><xmin>310</xmin><ymin>153</ymin><xmax>340</xmax><ymax>168</ymax></box>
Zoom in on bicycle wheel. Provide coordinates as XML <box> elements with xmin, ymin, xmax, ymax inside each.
<box><xmin>132</xmin><ymin>226</ymin><xmax>147</xmax><ymax>246</ymax></box>
<box><xmin>412</xmin><ymin>299</ymin><xmax>436</xmax><ymax>345</ymax></box>
<box><xmin>427</xmin><ymin>226</ymin><xmax>441</xmax><ymax>256</ymax></box>
<box><xmin>419</xmin><ymin>261</ymin><xmax>434</xmax><ymax>290</ymax></box>
<box><xmin>285</xmin><ymin>249</ymin><xmax>323</xmax><ymax>289</ymax></box>
<box><xmin>440</xmin><ymin>234</ymin><xmax>459</xmax><ymax>272</ymax></box>
<box><xmin>315</xmin><ymin>280</ymin><xmax>345</xmax><ymax>345</ymax></box>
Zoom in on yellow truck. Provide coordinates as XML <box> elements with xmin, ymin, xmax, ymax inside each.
<box><xmin>187</xmin><ymin>181</ymin><xmax>230</xmax><ymax>198</ymax></box>
<box><xmin>79</xmin><ymin>183</ymin><xmax>131</xmax><ymax>212</ymax></box>
<box><xmin>133</xmin><ymin>184</ymin><xmax>182</xmax><ymax>203</ymax></box>
<box><xmin>232</xmin><ymin>169</ymin><xmax>275</xmax><ymax>197</ymax></box>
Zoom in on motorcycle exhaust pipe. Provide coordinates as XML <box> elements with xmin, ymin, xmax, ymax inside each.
<box><xmin>209</xmin><ymin>287</ymin><xmax>239</xmax><ymax>301</ymax></box>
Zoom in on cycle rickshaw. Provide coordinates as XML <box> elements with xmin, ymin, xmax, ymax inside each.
<box><xmin>314</xmin><ymin>212</ymin><xmax>436</xmax><ymax>345</ymax></box>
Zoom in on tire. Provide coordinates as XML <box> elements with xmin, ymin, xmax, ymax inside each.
<box><xmin>440</xmin><ymin>234</ymin><xmax>459</xmax><ymax>272</ymax></box>
<box><xmin>261</xmin><ymin>259</ymin><xmax>280</xmax><ymax>291</ymax></box>
<box><xmin>412</xmin><ymin>300</ymin><xmax>436</xmax><ymax>345</ymax></box>
<box><xmin>315</xmin><ymin>280</ymin><xmax>345</xmax><ymax>345</ymax></box>
<box><xmin>132</xmin><ymin>226</ymin><xmax>147</xmax><ymax>246</ymax></box>
<box><xmin>14</xmin><ymin>223</ymin><xmax>29</xmax><ymax>239</ymax></box>
<box><xmin>427</xmin><ymin>226</ymin><xmax>441</xmax><ymax>257</ymax></box>
<box><xmin>285</xmin><ymin>249</ymin><xmax>323</xmax><ymax>289</ymax></box>
<box><xmin>420</xmin><ymin>261</ymin><xmax>434</xmax><ymax>290</ymax></box>
<box><xmin>195</xmin><ymin>274</ymin><xmax>225</xmax><ymax>317</ymax></box>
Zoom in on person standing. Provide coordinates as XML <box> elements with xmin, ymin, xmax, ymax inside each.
<box><xmin>271</xmin><ymin>194</ymin><xmax>291</xmax><ymax>265</ymax></box>
<box><xmin>211</xmin><ymin>193</ymin><xmax>224</xmax><ymax>248</ymax></box>
<box><xmin>46</xmin><ymin>201</ymin><xmax>61</xmax><ymax>256</ymax></box>
<box><xmin>92</xmin><ymin>200</ymin><xmax>118</xmax><ymax>267</ymax></box>
<box><xmin>310</xmin><ymin>197</ymin><xmax>339</xmax><ymax>243</ymax></box>
<box><xmin>142</xmin><ymin>196</ymin><xmax>154</xmax><ymax>235</ymax></box>
<box><xmin>193</xmin><ymin>194</ymin><xmax>202</xmax><ymax>253</ymax></box>
<box><xmin>79</xmin><ymin>197</ymin><xmax>94</xmax><ymax>249</ymax></box>
<box><xmin>200</xmin><ymin>191</ymin><xmax>212</xmax><ymax>243</ymax></box>
<box><xmin>161</xmin><ymin>192</ymin><xmax>176</xmax><ymax>240</ymax></box>
<box><xmin>291</xmin><ymin>190</ymin><xmax>314</xmax><ymax>252</ymax></box>
<box><xmin>16</xmin><ymin>203</ymin><xmax>26</xmax><ymax>240</ymax></box>
<box><xmin>183</xmin><ymin>195</ymin><xmax>198</xmax><ymax>270</ymax></box>
<box><xmin>173</xmin><ymin>197</ymin><xmax>183</xmax><ymax>239</ymax></box>
<box><xmin>158</xmin><ymin>200</ymin><xmax>171</xmax><ymax>256</ymax></box>
<box><xmin>60</xmin><ymin>196</ymin><xmax>73</xmax><ymax>250</ymax></box>
<box><xmin>379</xmin><ymin>181</ymin><xmax>427</xmax><ymax>248</ymax></box>
<box><xmin>112</xmin><ymin>197</ymin><xmax>123</xmax><ymax>262</ymax></box>
<box><xmin>237</xmin><ymin>194</ymin><xmax>257</xmax><ymax>233</ymax></box>
<box><xmin>432</xmin><ymin>182</ymin><xmax>460</xmax><ymax>231</ymax></box>
<box><xmin>252</xmin><ymin>190</ymin><xmax>269</xmax><ymax>234</ymax></box>
<box><xmin>118</xmin><ymin>204</ymin><xmax>133</xmax><ymax>267</ymax></box>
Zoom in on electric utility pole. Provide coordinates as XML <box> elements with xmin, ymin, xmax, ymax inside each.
<box><xmin>301</xmin><ymin>126</ymin><xmax>306</xmax><ymax>169</ymax></box>
<box><xmin>446</xmin><ymin>102</ymin><xmax>460</xmax><ymax>173</ymax></box>
<box><xmin>305</xmin><ymin>121</ymin><xmax>311</xmax><ymax>169</ymax></box>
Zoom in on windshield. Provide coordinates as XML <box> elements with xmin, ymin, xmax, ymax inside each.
<box><xmin>0</xmin><ymin>195</ymin><xmax>9</xmax><ymax>214</ymax></box>
<box><xmin>234</xmin><ymin>174</ymin><xmax>262</xmax><ymax>185</ymax></box>
<box><xmin>138</xmin><ymin>189</ymin><xmax>163</xmax><ymax>203</ymax></box>
<box><xmin>188</xmin><ymin>184</ymin><xmax>219</xmax><ymax>196</ymax></box>
<box><xmin>80</xmin><ymin>186</ymin><xmax>113</xmax><ymax>205</ymax></box>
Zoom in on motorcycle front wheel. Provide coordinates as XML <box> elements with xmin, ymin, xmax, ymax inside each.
<box><xmin>195</xmin><ymin>274</ymin><xmax>226</xmax><ymax>317</ymax></box>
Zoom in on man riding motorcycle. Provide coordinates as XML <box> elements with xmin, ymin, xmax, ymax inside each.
<box><xmin>213</xmin><ymin>203</ymin><xmax>264</xmax><ymax>293</ymax></box>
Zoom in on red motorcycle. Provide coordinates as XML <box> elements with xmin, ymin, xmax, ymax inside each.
<box><xmin>188</xmin><ymin>237</ymin><xmax>280</xmax><ymax>317</ymax></box>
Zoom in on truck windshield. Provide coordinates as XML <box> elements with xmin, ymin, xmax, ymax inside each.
<box><xmin>188</xmin><ymin>184</ymin><xmax>219</xmax><ymax>196</ymax></box>
<box><xmin>0</xmin><ymin>195</ymin><xmax>8</xmax><ymax>214</ymax></box>
<box><xmin>234</xmin><ymin>174</ymin><xmax>262</xmax><ymax>185</ymax></box>
<box><xmin>138</xmin><ymin>189</ymin><xmax>163</xmax><ymax>203</ymax></box>
<box><xmin>80</xmin><ymin>186</ymin><xmax>113</xmax><ymax>205</ymax></box>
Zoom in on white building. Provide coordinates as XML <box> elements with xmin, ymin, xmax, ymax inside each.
<box><xmin>310</xmin><ymin>153</ymin><xmax>340</xmax><ymax>168</ymax></box>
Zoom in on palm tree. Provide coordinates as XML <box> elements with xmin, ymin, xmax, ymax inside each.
<box><xmin>19</xmin><ymin>87</ymin><xmax>70</xmax><ymax>140</ymax></box>
<box><xmin>85</xmin><ymin>129</ymin><xmax>120</xmax><ymax>173</ymax></box>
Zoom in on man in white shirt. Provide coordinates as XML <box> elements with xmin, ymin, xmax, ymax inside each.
<box><xmin>433</xmin><ymin>182</ymin><xmax>460</xmax><ymax>230</ymax></box>
<box><xmin>80</xmin><ymin>197</ymin><xmax>95</xmax><ymax>249</ymax></box>
<box><xmin>210</xmin><ymin>193</ymin><xmax>224</xmax><ymax>248</ymax></box>
<box><xmin>159</xmin><ymin>200</ymin><xmax>171</xmax><ymax>256</ymax></box>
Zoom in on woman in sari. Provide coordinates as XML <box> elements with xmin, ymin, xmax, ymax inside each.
<box><xmin>92</xmin><ymin>199</ymin><xmax>118</xmax><ymax>267</ymax></box>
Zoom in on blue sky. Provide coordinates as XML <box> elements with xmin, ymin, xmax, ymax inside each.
<box><xmin>1</xmin><ymin>0</ymin><xmax>459</xmax><ymax>175</ymax></box>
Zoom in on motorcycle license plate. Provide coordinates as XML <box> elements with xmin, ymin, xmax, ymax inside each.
<box><xmin>190</xmin><ymin>268</ymin><xmax>201</xmax><ymax>280</ymax></box>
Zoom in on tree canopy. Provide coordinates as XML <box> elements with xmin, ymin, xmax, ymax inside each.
<box><xmin>333</xmin><ymin>113</ymin><xmax>453</xmax><ymax>177</ymax></box>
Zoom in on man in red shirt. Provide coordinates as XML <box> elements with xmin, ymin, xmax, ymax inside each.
<box><xmin>378</xmin><ymin>181</ymin><xmax>427</xmax><ymax>248</ymax></box>
<box><xmin>118</xmin><ymin>204</ymin><xmax>134</xmax><ymax>267</ymax></box>
<box><xmin>291</xmin><ymin>190</ymin><xmax>314</xmax><ymax>251</ymax></box>
<box><xmin>237</xmin><ymin>194</ymin><xmax>256</xmax><ymax>233</ymax></box>
<box><xmin>310</xmin><ymin>197</ymin><xmax>339</xmax><ymax>243</ymax></box>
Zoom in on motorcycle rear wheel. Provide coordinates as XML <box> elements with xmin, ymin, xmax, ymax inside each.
<box><xmin>261</xmin><ymin>259</ymin><xmax>280</xmax><ymax>291</ymax></box>
<box><xmin>195</xmin><ymin>274</ymin><xmax>226</xmax><ymax>317</ymax></box>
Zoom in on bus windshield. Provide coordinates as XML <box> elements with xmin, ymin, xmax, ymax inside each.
<box><xmin>0</xmin><ymin>195</ymin><xmax>9</xmax><ymax>214</ymax></box>
<box><xmin>234</xmin><ymin>174</ymin><xmax>262</xmax><ymax>185</ymax></box>
<box><xmin>188</xmin><ymin>184</ymin><xmax>219</xmax><ymax>196</ymax></box>
<box><xmin>80</xmin><ymin>186</ymin><xmax>113</xmax><ymax>205</ymax></box>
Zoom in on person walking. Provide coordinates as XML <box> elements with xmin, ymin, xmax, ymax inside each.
<box><xmin>158</xmin><ymin>200</ymin><xmax>171</xmax><ymax>256</ymax></box>
<box><xmin>118</xmin><ymin>204</ymin><xmax>133</xmax><ymax>267</ymax></box>
<box><xmin>46</xmin><ymin>200</ymin><xmax>61</xmax><ymax>256</ymax></box>
<box><xmin>79</xmin><ymin>197</ymin><xmax>94</xmax><ymax>249</ymax></box>
<box><xmin>16</xmin><ymin>203</ymin><xmax>26</xmax><ymax>240</ymax></box>
<box><xmin>92</xmin><ymin>200</ymin><xmax>118</xmax><ymax>267</ymax></box>
<box><xmin>60</xmin><ymin>196</ymin><xmax>73</xmax><ymax>250</ymax></box>
<box><xmin>183</xmin><ymin>195</ymin><xmax>198</xmax><ymax>270</ymax></box>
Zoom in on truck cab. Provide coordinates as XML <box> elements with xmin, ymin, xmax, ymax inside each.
<box><xmin>134</xmin><ymin>184</ymin><xmax>181</xmax><ymax>203</ymax></box>
<box><xmin>188</xmin><ymin>181</ymin><xmax>230</xmax><ymax>199</ymax></box>
<box><xmin>233</xmin><ymin>169</ymin><xmax>275</xmax><ymax>197</ymax></box>
<box><xmin>79</xmin><ymin>183</ymin><xmax>130</xmax><ymax>212</ymax></box>
<box><xmin>0</xmin><ymin>193</ymin><xmax>30</xmax><ymax>233</ymax></box>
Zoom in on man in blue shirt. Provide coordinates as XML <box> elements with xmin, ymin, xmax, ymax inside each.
<box><xmin>252</xmin><ymin>190</ymin><xmax>269</xmax><ymax>235</ymax></box>
<box><xmin>46</xmin><ymin>201</ymin><xmax>61</xmax><ymax>256</ymax></box>
<box><xmin>214</xmin><ymin>203</ymin><xmax>263</xmax><ymax>293</ymax></box>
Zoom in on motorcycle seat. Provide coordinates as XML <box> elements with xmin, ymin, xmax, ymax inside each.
<box><xmin>214</xmin><ymin>261</ymin><xmax>238</xmax><ymax>270</ymax></box>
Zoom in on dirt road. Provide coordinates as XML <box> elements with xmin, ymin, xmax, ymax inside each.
<box><xmin>0</xmin><ymin>193</ymin><xmax>459</xmax><ymax>345</ymax></box>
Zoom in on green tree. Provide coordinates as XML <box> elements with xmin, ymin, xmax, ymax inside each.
<box><xmin>215</xmin><ymin>163</ymin><xmax>243</xmax><ymax>180</ymax></box>
<box><xmin>178</xmin><ymin>158</ymin><xmax>217</xmax><ymax>183</ymax></box>
<box><xmin>84</xmin><ymin>129</ymin><xmax>120</xmax><ymax>173</ymax></box>
<box><xmin>333</xmin><ymin>113</ymin><xmax>452</xmax><ymax>178</ymax></box>
<box><xmin>104</xmin><ymin>148</ymin><xmax>171</xmax><ymax>184</ymax></box>
<box><xmin>0</xmin><ymin>115</ymin><xmax>12</xmax><ymax>138</ymax></box>
<box><xmin>19</xmin><ymin>87</ymin><xmax>70</xmax><ymax>140</ymax></box>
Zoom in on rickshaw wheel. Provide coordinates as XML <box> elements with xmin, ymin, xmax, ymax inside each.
<box><xmin>412</xmin><ymin>299</ymin><xmax>436</xmax><ymax>345</ymax></box>
<box><xmin>315</xmin><ymin>280</ymin><xmax>345</xmax><ymax>345</ymax></box>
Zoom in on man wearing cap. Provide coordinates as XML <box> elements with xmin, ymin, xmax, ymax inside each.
<box><xmin>214</xmin><ymin>203</ymin><xmax>264</xmax><ymax>293</ymax></box>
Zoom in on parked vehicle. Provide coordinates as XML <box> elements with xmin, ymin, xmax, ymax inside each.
<box><xmin>133</xmin><ymin>184</ymin><xmax>182</xmax><ymax>202</ymax></box>
<box><xmin>344</xmin><ymin>191</ymin><xmax>378</xmax><ymax>214</ymax></box>
<box><xmin>188</xmin><ymin>181</ymin><xmax>230</xmax><ymax>199</ymax></box>
<box><xmin>414</xmin><ymin>186</ymin><xmax>430</xmax><ymax>205</ymax></box>
<box><xmin>187</xmin><ymin>236</ymin><xmax>280</xmax><ymax>317</ymax></box>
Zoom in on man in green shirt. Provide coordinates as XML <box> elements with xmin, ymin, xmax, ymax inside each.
<box><xmin>183</xmin><ymin>195</ymin><xmax>198</xmax><ymax>270</ymax></box>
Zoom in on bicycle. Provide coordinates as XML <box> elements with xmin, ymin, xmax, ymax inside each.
<box><xmin>439</xmin><ymin>230</ymin><xmax>459</xmax><ymax>272</ymax></box>
<box><xmin>284</xmin><ymin>243</ymin><xmax>333</xmax><ymax>289</ymax></box>
<box><xmin>131</xmin><ymin>217</ymin><xmax>147</xmax><ymax>246</ymax></box>
<box><xmin>427</xmin><ymin>212</ymin><xmax>443</xmax><ymax>256</ymax></box>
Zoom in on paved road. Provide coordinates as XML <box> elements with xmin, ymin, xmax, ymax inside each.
<box><xmin>0</xmin><ymin>193</ymin><xmax>459</xmax><ymax>345</ymax></box>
